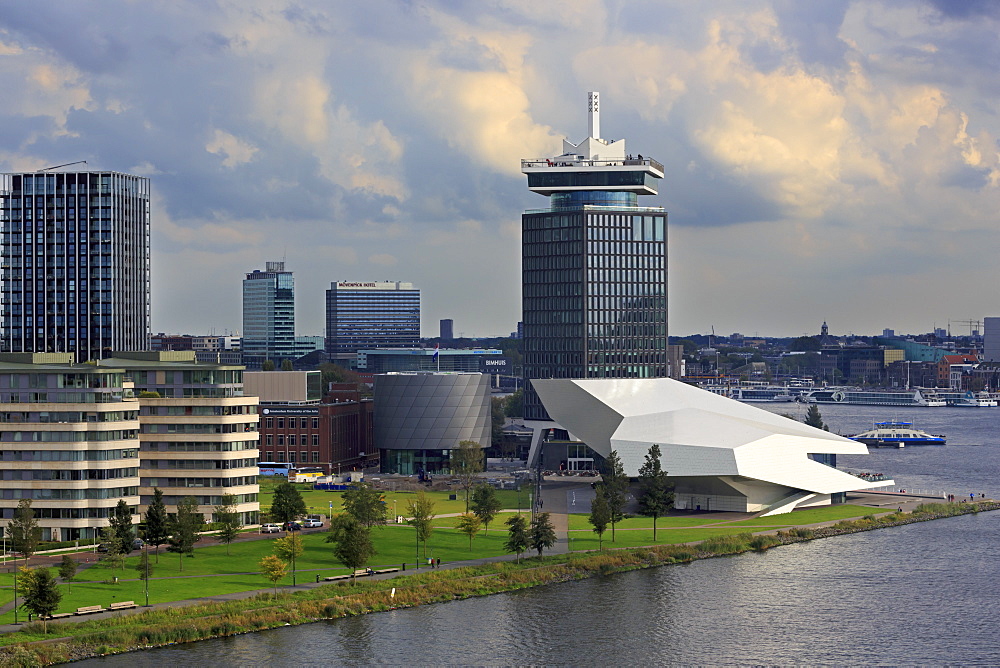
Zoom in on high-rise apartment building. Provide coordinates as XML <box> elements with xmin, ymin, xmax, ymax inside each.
<box><xmin>0</xmin><ymin>170</ymin><xmax>151</xmax><ymax>361</ymax></box>
<box><xmin>0</xmin><ymin>352</ymin><xmax>140</xmax><ymax>542</ymax></box>
<box><xmin>100</xmin><ymin>351</ymin><xmax>260</xmax><ymax>525</ymax></box>
<box><xmin>243</xmin><ymin>261</ymin><xmax>295</xmax><ymax>366</ymax></box>
<box><xmin>325</xmin><ymin>281</ymin><xmax>420</xmax><ymax>361</ymax></box>
<box><xmin>440</xmin><ymin>318</ymin><xmax>454</xmax><ymax>341</ymax></box>
<box><xmin>521</xmin><ymin>92</ymin><xmax>667</xmax><ymax>420</ymax></box>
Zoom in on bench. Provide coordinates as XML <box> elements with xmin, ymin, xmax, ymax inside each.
<box><xmin>353</xmin><ymin>569</ymin><xmax>371</xmax><ymax>577</ymax></box>
<box><xmin>75</xmin><ymin>605</ymin><xmax>105</xmax><ymax>615</ymax></box>
<box><xmin>110</xmin><ymin>601</ymin><xmax>136</xmax><ymax>610</ymax></box>
<box><xmin>375</xmin><ymin>568</ymin><xmax>399</xmax><ymax>574</ymax></box>
<box><xmin>49</xmin><ymin>612</ymin><xmax>74</xmax><ymax>619</ymax></box>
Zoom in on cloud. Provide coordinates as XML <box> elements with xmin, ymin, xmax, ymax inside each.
<box><xmin>2</xmin><ymin>1</ymin><xmax>1000</xmax><ymax>339</ymax></box>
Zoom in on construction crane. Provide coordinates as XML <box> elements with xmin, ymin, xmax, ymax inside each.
<box><xmin>36</xmin><ymin>160</ymin><xmax>87</xmax><ymax>172</ymax></box>
<box><xmin>951</xmin><ymin>319</ymin><xmax>983</xmax><ymax>337</ymax></box>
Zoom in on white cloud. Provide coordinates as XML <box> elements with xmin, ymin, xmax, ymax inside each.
<box><xmin>205</xmin><ymin>129</ymin><xmax>258</xmax><ymax>168</ymax></box>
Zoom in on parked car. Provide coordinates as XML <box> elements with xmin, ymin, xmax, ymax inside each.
<box><xmin>96</xmin><ymin>543</ymin><xmax>108</xmax><ymax>553</ymax></box>
<box><xmin>260</xmin><ymin>523</ymin><xmax>282</xmax><ymax>533</ymax></box>
<box><xmin>132</xmin><ymin>538</ymin><xmax>145</xmax><ymax>549</ymax></box>
<box><xmin>303</xmin><ymin>519</ymin><xmax>323</xmax><ymax>528</ymax></box>
<box><xmin>285</xmin><ymin>521</ymin><xmax>302</xmax><ymax>531</ymax></box>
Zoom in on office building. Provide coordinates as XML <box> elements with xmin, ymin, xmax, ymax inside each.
<box><xmin>357</xmin><ymin>348</ymin><xmax>503</xmax><ymax>373</ymax></box>
<box><xmin>244</xmin><ymin>370</ymin><xmax>322</xmax><ymax>403</ymax></box>
<box><xmin>100</xmin><ymin>351</ymin><xmax>260</xmax><ymax>525</ymax></box>
<box><xmin>440</xmin><ymin>319</ymin><xmax>454</xmax><ymax>341</ymax></box>
<box><xmin>243</xmin><ymin>261</ymin><xmax>295</xmax><ymax>366</ymax></box>
<box><xmin>521</xmin><ymin>92</ymin><xmax>667</xmax><ymax>420</ymax></box>
<box><xmin>0</xmin><ymin>353</ymin><xmax>140</xmax><ymax>542</ymax></box>
<box><xmin>984</xmin><ymin>317</ymin><xmax>1000</xmax><ymax>362</ymax></box>
<box><xmin>325</xmin><ymin>281</ymin><xmax>420</xmax><ymax>361</ymax></box>
<box><xmin>0</xmin><ymin>170</ymin><xmax>150</xmax><ymax>361</ymax></box>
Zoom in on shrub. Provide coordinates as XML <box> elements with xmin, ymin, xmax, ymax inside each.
<box><xmin>749</xmin><ymin>535</ymin><xmax>780</xmax><ymax>551</ymax></box>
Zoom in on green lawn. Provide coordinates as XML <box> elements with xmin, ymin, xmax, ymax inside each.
<box><xmin>566</xmin><ymin>526</ymin><xmax>755</xmax><ymax>550</ymax></box>
<box><xmin>566</xmin><ymin>513</ymin><xmax>718</xmax><ymax>531</ymax></box>
<box><xmin>716</xmin><ymin>505</ymin><xmax>883</xmax><ymax>527</ymax></box>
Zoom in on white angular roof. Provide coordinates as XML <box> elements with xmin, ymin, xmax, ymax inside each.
<box><xmin>532</xmin><ymin>378</ymin><xmax>875</xmax><ymax>495</ymax></box>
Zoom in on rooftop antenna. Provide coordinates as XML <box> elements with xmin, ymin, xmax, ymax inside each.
<box><xmin>588</xmin><ymin>91</ymin><xmax>600</xmax><ymax>140</ymax></box>
<box><xmin>37</xmin><ymin>160</ymin><xmax>87</xmax><ymax>172</ymax></box>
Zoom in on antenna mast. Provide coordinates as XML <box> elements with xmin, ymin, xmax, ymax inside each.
<box><xmin>588</xmin><ymin>91</ymin><xmax>600</xmax><ymax>140</ymax></box>
<box><xmin>37</xmin><ymin>160</ymin><xmax>88</xmax><ymax>172</ymax></box>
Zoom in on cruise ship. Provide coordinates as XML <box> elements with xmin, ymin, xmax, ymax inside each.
<box><xmin>801</xmin><ymin>388</ymin><xmax>946</xmax><ymax>407</ymax></box>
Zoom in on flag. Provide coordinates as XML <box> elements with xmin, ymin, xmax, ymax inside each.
<box><xmin>432</xmin><ymin>344</ymin><xmax>439</xmax><ymax>360</ymax></box>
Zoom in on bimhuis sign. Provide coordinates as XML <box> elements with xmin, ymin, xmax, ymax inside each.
<box><xmin>479</xmin><ymin>357</ymin><xmax>509</xmax><ymax>373</ymax></box>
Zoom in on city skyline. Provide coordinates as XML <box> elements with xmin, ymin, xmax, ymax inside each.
<box><xmin>2</xmin><ymin>3</ymin><xmax>1000</xmax><ymax>339</ymax></box>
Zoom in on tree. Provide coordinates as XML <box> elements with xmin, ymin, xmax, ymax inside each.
<box><xmin>529</xmin><ymin>512</ymin><xmax>557</xmax><ymax>556</ymax></box>
<box><xmin>58</xmin><ymin>555</ymin><xmax>78</xmax><ymax>593</ymax></box>
<box><xmin>503</xmin><ymin>389</ymin><xmax>523</xmax><ymax>419</ymax></box>
<box><xmin>273</xmin><ymin>533</ymin><xmax>304</xmax><ymax>586</ymax></box>
<box><xmin>144</xmin><ymin>487</ymin><xmax>170</xmax><ymax>562</ymax></box>
<box><xmin>456</xmin><ymin>513</ymin><xmax>482</xmax><ymax>550</ymax></box>
<box><xmin>281</xmin><ymin>358</ymin><xmax>294</xmax><ymax>371</ymax></box>
<box><xmin>326</xmin><ymin>514</ymin><xmax>375</xmax><ymax>578</ymax></box>
<box><xmin>342</xmin><ymin>482</ymin><xmax>387</xmax><ymax>528</ymax></box>
<box><xmin>637</xmin><ymin>444</ymin><xmax>674</xmax><ymax>541</ymax></box>
<box><xmin>406</xmin><ymin>491</ymin><xmax>435</xmax><ymax>558</ymax></box>
<box><xmin>599</xmin><ymin>450</ymin><xmax>628</xmax><ymax>542</ymax></box>
<box><xmin>804</xmin><ymin>404</ymin><xmax>827</xmax><ymax>430</ymax></box>
<box><xmin>588</xmin><ymin>486</ymin><xmax>611</xmax><ymax>549</ymax></box>
<box><xmin>450</xmin><ymin>440</ymin><xmax>484</xmax><ymax>512</ymax></box>
<box><xmin>108</xmin><ymin>499</ymin><xmax>136</xmax><ymax>562</ymax></box>
<box><xmin>8</xmin><ymin>499</ymin><xmax>40</xmax><ymax>567</ymax></box>
<box><xmin>258</xmin><ymin>554</ymin><xmax>287</xmax><ymax>598</ymax></box>
<box><xmin>504</xmin><ymin>514</ymin><xmax>529</xmax><ymax>563</ymax></box>
<box><xmin>262</xmin><ymin>359</ymin><xmax>276</xmax><ymax>371</ymax></box>
<box><xmin>491</xmin><ymin>396</ymin><xmax>506</xmax><ymax>445</ymax></box>
<box><xmin>790</xmin><ymin>336</ymin><xmax>822</xmax><ymax>352</ymax></box>
<box><xmin>470</xmin><ymin>484</ymin><xmax>502</xmax><ymax>534</ymax></box>
<box><xmin>214</xmin><ymin>493</ymin><xmax>243</xmax><ymax>555</ymax></box>
<box><xmin>19</xmin><ymin>567</ymin><xmax>61</xmax><ymax>633</ymax></box>
<box><xmin>270</xmin><ymin>482</ymin><xmax>307</xmax><ymax>525</ymax></box>
<box><xmin>166</xmin><ymin>496</ymin><xmax>204</xmax><ymax>571</ymax></box>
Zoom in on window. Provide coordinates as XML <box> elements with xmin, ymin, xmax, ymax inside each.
<box><xmin>277</xmin><ymin>435</ymin><xmax>284</xmax><ymax>446</ymax></box>
<box><xmin>289</xmin><ymin>435</ymin><xmax>296</xmax><ymax>446</ymax></box>
<box><xmin>265</xmin><ymin>417</ymin><xmax>273</xmax><ymax>429</ymax></box>
<box><xmin>265</xmin><ymin>434</ymin><xmax>273</xmax><ymax>446</ymax></box>
<box><xmin>288</xmin><ymin>451</ymin><xmax>296</xmax><ymax>463</ymax></box>
<box><xmin>300</xmin><ymin>418</ymin><xmax>308</xmax><ymax>429</ymax></box>
<box><xmin>312</xmin><ymin>451</ymin><xmax>319</xmax><ymax>463</ymax></box>
<box><xmin>312</xmin><ymin>434</ymin><xmax>319</xmax><ymax>446</ymax></box>
<box><xmin>276</xmin><ymin>418</ymin><xmax>284</xmax><ymax>429</ymax></box>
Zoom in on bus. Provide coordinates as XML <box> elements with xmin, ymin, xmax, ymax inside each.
<box><xmin>258</xmin><ymin>462</ymin><xmax>294</xmax><ymax>476</ymax></box>
<box><xmin>290</xmin><ymin>467</ymin><xmax>325</xmax><ymax>483</ymax></box>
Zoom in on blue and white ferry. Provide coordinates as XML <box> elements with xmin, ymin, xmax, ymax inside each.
<box><xmin>849</xmin><ymin>421</ymin><xmax>946</xmax><ymax>448</ymax></box>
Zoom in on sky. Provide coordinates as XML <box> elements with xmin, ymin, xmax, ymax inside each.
<box><xmin>2</xmin><ymin>1</ymin><xmax>1000</xmax><ymax>340</ymax></box>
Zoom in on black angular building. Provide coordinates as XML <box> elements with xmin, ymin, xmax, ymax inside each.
<box><xmin>521</xmin><ymin>93</ymin><xmax>668</xmax><ymax>420</ymax></box>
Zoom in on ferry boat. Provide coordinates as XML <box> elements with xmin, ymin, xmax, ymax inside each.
<box><xmin>731</xmin><ymin>387</ymin><xmax>796</xmax><ymax>402</ymax></box>
<box><xmin>849</xmin><ymin>421</ymin><xmax>946</xmax><ymax>447</ymax></box>
<box><xmin>801</xmin><ymin>388</ymin><xmax>946</xmax><ymax>407</ymax></box>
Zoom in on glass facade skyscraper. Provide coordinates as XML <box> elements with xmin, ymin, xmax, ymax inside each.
<box><xmin>325</xmin><ymin>281</ymin><xmax>420</xmax><ymax>358</ymax></box>
<box><xmin>0</xmin><ymin>170</ymin><xmax>151</xmax><ymax>362</ymax></box>
<box><xmin>242</xmin><ymin>261</ymin><xmax>295</xmax><ymax>365</ymax></box>
<box><xmin>521</xmin><ymin>92</ymin><xmax>668</xmax><ymax>420</ymax></box>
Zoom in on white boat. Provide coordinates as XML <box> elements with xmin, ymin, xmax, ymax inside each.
<box><xmin>849</xmin><ymin>421</ymin><xmax>946</xmax><ymax>447</ymax></box>
<box><xmin>954</xmin><ymin>391</ymin><xmax>998</xmax><ymax>407</ymax></box>
<box><xmin>802</xmin><ymin>388</ymin><xmax>946</xmax><ymax>407</ymax></box>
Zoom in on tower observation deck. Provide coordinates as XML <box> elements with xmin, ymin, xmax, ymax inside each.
<box><xmin>520</xmin><ymin>92</ymin><xmax>668</xmax><ymax>422</ymax></box>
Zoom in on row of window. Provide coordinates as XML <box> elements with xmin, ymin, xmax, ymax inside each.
<box><xmin>0</xmin><ymin>392</ymin><xmax>129</xmax><ymax>404</ymax></box>
<box><xmin>141</xmin><ymin>423</ymin><xmax>255</xmax><ymax>434</ymax></box>
<box><xmin>139</xmin><ymin>440</ymin><xmax>258</xmax><ymax>452</ymax></box>
<box><xmin>1</xmin><ymin>467</ymin><xmax>138</xmax><ymax>481</ymax></box>
<box><xmin>0</xmin><ymin>448</ymin><xmax>137</xmax><ymax>461</ymax></box>
<box><xmin>141</xmin><ymin>405</ymin><xmax>256</xmax><ymax>416</ymax></box>
<box><xmin>141</xmin><ymin>476</ymin><xmax>257</xmax><ymax>488</ymax></box>
<box><xmin>144</xmin><ymin>458</ymin><xmax>257</xmax><ymax>470</ymax></box>
<box><xmin>0</xmin><ymin>486</ymin><xmax>138</xmax><ymax>500</ymax></box>
<box><xmin>263</xmin><ymin>451</ymin><xmax>322</xmax><ymax>463</ymax></box>
<box><xmin>0</xmin><ymin>410</ymin><xmax>137</xmax><ymax>423</ymax></box>
<box><xmin>1</xmin><ymin>429</ymin><xmax>138</xmax><ymax>442</ymax></box>
<box><xmin>263</xmin><ymin>417</ymin><xmax>319</xmax><ymax>429</ymax></box>
<box><xmin>264</xmin><ymin>434</ymin><xmax>320</xmax><ymax>446</ymax></box>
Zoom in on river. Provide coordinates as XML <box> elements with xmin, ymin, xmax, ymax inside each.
<box><xmin>82</xmin><ymin>405</ymin><xmax>1000</xmax><ymax>666</ymax></box>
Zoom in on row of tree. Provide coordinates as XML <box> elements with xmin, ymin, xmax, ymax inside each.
<box><xmin>588</xmin><ymin>445</ymin><xmax>675</xmax><ymax>548</ymax></box>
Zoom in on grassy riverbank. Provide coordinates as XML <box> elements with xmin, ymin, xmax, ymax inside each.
<box><xmin>2</xmin><ymin>500</ymin><xmax>996</xmax><ymax>666</ymax></box>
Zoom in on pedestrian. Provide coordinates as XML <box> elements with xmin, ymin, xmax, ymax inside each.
<box><xmin>436</xmin><ymin>557</ymin><xmax>441</xmax><ymax>568</ymax></box>
<box><xmin>898</xmin><ymin>507</ymin><xmax>902</xmax><ymax>513</ymax></box>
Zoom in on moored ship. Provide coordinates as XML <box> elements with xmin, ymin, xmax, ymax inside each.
<box><xmin>802</xmin><ymin>388</ymin><xmax>946</xmax><ymax>407</ymax></box>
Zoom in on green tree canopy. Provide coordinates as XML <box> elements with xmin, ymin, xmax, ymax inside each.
<box><xmin>273</xmin><ymin>533</ymin><xmax>305</xmax><ymax>586</ymax></box>
<box><xmin>214</xmin><ymin>493</ymin><xmax>243</xmax><ymax>555</ymax></box>
<box><xmin>637</xmin><ymin>443</ymin><xmax>674</xmax><ymax>540</ymax></box>
<box><xmin>342</xmin><ymin>482</ymin><xmax>388</xmax><ymax>528</ymax></box>
<box><xmin>281</xmin><ymin>359</ymin><xmax>294</xmax><ymax>371</ymax></box>
<box><xmin>8</xmin><ymin>499</ymin><xmax>40</xmax><ymax>566</ymax></box>
<box><xmin>326</xmin><ymin>514</ymin><xmax>376</xmax><ymax>577</ymax></box>
<box><xmin>456</xmin><ymin>513</ymin><xmax>482</xmax><ymax>550</ymax></box>
<box><xmin>258</xmin><ymin>554</ymin><xmax>287</xmax><ymax>598</ymax></box>
<box><xmin>470</xmin><ymin>484</ymin><xmax>502</xmax><ymax>534</ymax></box>
<box><xmin>588</xmin><ymin>486</ymin><xmax>611</xmax><ymax>550</ymax></box>
<box><xmin>491</xmin><ymin>396</ymin><xmax>506</xmax><ymax>444</ymax></box>
<box><xmin>262</xmin><ymin>359</ymin><xmax>276</xmax><ymax>371</ymax></box>
<box><xmin>58</xmin><ymin>555</ymin><xmax>78</xmax><ymax>593</ymax></box>
<box><xmin>406</xmin><ymin>491</ymin><xmax>436</xmax><ymax>558</ymax></box>
<box><xmin>504</xmin><ymin>514</ymin><xmax>529</xmax><ymax>562</ymax></box>
<box><xmin>143</xmin><ymin>487</ymin><xmax>170</xmax><ymax>562</ymax></box>
<box><xmin>504</xmin><ymin>389</ymin><xmax>524</xmax><ymax>418</ymax></box>
<box><xmin>19</xmin><ymin>567</ymin><xmax>61</xmax><ymax>633</ymax></box>
<box><xmin>598</xmin><ymin>450</ymin><xmax>628</xmax><ymax>542</ymax></box>
<box><xmin>108</xmin><ymin>499</ymin><xmax>135</xmax><ymax>560</ymax></box>
<box><xmin>450</xmin><ymin>440</ymin><xmax>484</xmax><ymax>512</ymax></box>
<box><xmin>790</xmin><ymin>336</ymin><xmax>822</xmax><ymax>352</ymax></box>
<box><xmin>166</xmin><ymin>496</ymin><xmax>204</xmax><ymax>571</ymax></box>
<box><xmin>270</xmin><ymin>482</ymin><xmax>307</xmax><ymax>524</ymax></box>
<box><xmin>528</xmin><ymin>512</ymin><xmax>557</xmax><ymax>556</ymax></box>
<box><xmin>804</xmin><ymin>404</ymin><xmax>827</xmax><ymax>430</ymax></box>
